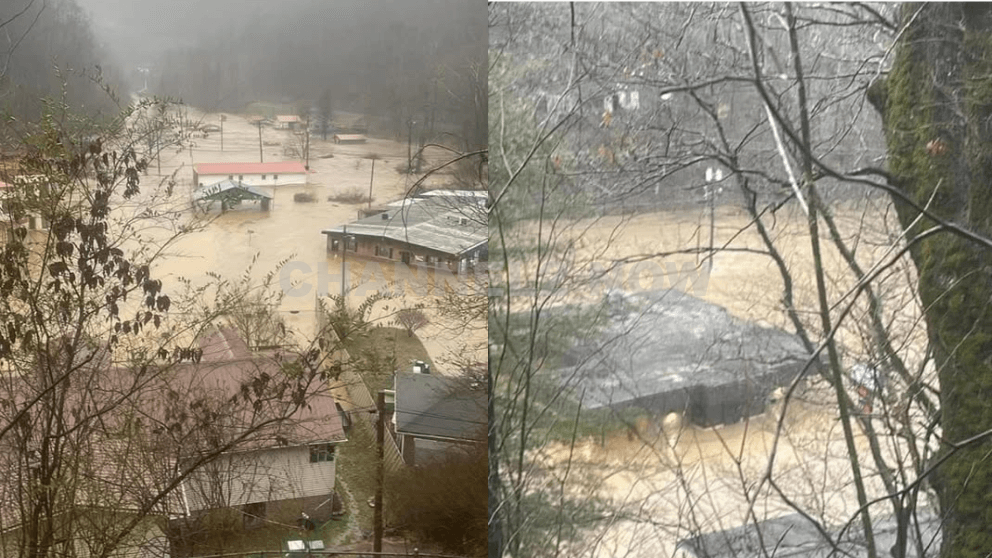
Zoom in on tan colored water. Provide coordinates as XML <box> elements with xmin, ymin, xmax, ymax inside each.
<box><xmin>513</xmin><ymin>201</ymin><xmax>931</xmax><ymax>557</ymax></box>
<box><xmin>125</xmin><ymin>104</ymin><xmax>484</xmax><ymax>369</ymax></box>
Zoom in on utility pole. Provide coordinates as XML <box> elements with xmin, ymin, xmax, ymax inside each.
<box><xmin>305</xmin><ymin>114</ymin><xmax>311</xmax><ymax>170</ymax></box>
<box><xmin>704</xmin><ymin>167</ymin><xmax>722</xmax><ymax>274</ymax></box>
<box><xmin>257</xmin><ymin>120</ymin><xmax>264</xmax><ymax>163</ymax></box>
<box><xmin>407</xmin><ymin>118</ymin><xmax>415</xmax><ymax>173</ymax></box>
<box><xmin>220</xmin><ymin>114</ymin><xmax>225</xmax><ymax>152</ymax></box>
<box><xmin>416</xmin><ymin>132</ymin><xmax>424</xmax><ymax>174</ymax></box>
<box><xmin>374</xmin><ymin>390</ymin><xmax>385</xmax><ymax>553</ymax></box>
<box><xmin>430</xmin><ymin>75</ymin><xmax>438</xmax><ymax>140</ymax></box>
<box><xmin>156</xmin><ymin>123</ymin><xmax>162</xmax><ymax>175</ymax></box>
<box><xmin>340</xmin><ymin>225</ymin><xmax>349</xmax><ymax>300</ymax></box>
<box><xmin>368</xmin><ymin>157</ymin><xmax>376</xmax><ymax>209</ymax></box>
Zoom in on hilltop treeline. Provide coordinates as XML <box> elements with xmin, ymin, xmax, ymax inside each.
<box><xmin>0</xmin><ymin>0</ymin><xmax>123</xmax><ymax>139</ymax></box>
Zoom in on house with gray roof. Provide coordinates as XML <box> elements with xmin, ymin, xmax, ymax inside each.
<box><xmin>392</xmin><ymin>371</ymin><xmax>486</xmax><ymax>466</ymax></box>
<box><xmin>193</xmin><ymin>179</ymin><xmax>273</xmax><ymax>212</ymax></box>
<box><xmin>321</xmin><ymin>190</ymin><xmax>487</xmax><ymax>274</ymax></box>
<box><xmin>676</xmin><ymin>511</ymin><xmax>941</xmax><ymax>558</ymax></box>
<box><xmin>558</xmin><ymin>289</ymin><xmax>814</xmax><ymax>427</ymax></box>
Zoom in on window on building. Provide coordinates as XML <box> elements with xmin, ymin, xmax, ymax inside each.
<box><xmin>274</xmin><ymin>174</ymin><xmax>279</xmax><ymax>180</ymax></box>
<box><xmin>228</xmin><ymin>175</ymin><xmax>233</xmax><ymax>180</ymax></box>
<box><xmin>243</xmin><ymin>501</ymin><xmax>266</xmax><ymax>529</ymax></box>
<box><xmin>238</xmin><ymin>174</ymin><xmax>243</xmax><ymax>181</ymax></box>
<box><xmin>388</xmin><ymin>248</ymin><xmax>394</xmax><ymax>259</ymax></box>
<box><xmin>261</xmin><ymin>174</ymin><xmax>267</xmax><ymax>180</ymax></box>
<box><xmin>244</xmin><ymin>501</ymin><xmax>265</xmax><ymax>519</ymax></box>
<box><xmin>310</xmin><ymin>443</ymin><xmax>335</xmax><ymax>463</ymax></box>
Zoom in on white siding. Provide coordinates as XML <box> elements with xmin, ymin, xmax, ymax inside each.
<box><xmin>184</xmin><ymin>445</ymin><xmax>336</xmax><ymax>511</ymax></box>
<box><xmin>198</xmin><ymin>172</ymin><xmax>306</xmax><ymax>188</ymax></box>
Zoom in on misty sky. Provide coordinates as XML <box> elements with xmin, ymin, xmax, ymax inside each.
<box><xmin>74</xmin><ymin>0</ymin><xmax>473</xmax><ymax>69</ymax></box>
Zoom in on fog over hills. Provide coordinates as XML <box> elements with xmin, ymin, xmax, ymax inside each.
<box><xmin>3</xmin><ymin>0</ymin><xmax>484</xmax><ymax>147</ymax></box>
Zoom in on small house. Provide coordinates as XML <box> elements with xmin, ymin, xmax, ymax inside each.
<box><xmin>193</xmin><ymin>162</ymin><xmax>307</xmax><ymax>188</ymax></box>
<box><xmin>332</xmin><ymin>134</ymin><xmax>366</xmax><ymax>144</ymax></box>
<box><xmin>321</xmin><ymin>190</ymin><xmax>487</xmax><ymax>274</ymax></box>
<box><xmin>676</xmin><ymin>511</ymin><xmax>941</xmax><ymax>558</ymax></box>
<box><xmin>392</xmin><ymin>371</ymin><xmax>486</xmax><ymax>466</ymax></box>
<box><xmin>276</xmin><ymin>115</ymin><xmax>301</xmax><ymax>130</ymax></box>
<box><xmin>177</xmin><ymin>327</ymin><xmax>347</xmax><ymax>528</ymax></box>
<box><xmin>554</xmin><ymin>289</ymin><xmax>814</xmax><ymax>427</ymax></box>
<box><xmin>194</xmin><ymin>179</ymin><xmax>273</xmax><ymax>212</ymax></box>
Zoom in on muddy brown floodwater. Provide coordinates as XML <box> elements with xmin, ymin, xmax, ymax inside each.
<box><xmin>128</xmin><ymin>104</ymin><xmax>485</xmax><ymax>370</ymax></box>
<box><xmin>522</xmin><ymin>202</ymin><xmax>931</xmax><ymax>557</ymax></box>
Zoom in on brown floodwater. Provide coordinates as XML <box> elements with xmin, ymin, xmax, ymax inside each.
<box><xmin>535</xmin><ymin>395</ymin><xmax>910</xmax><ymax>557</ymax></box>
<box><xmin>121</xmin><ymin>104</ymin><xmax>484</xmax><ymax>370</ymax></box>
<box><xmin>516</xmin><ymin>202</ymin><xmax>932</xmax><ymax>557</ymax></box>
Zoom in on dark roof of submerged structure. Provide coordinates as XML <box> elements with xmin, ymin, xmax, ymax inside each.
<box><xmin>556</xmin><ymin>289</ymin><xmax>814</xmax><ymax>425</ymax></box>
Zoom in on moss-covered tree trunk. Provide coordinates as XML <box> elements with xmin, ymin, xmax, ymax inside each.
<box><xmin>873</xmin><ymin>4</ymin><xmax>992</xmax><ymax>557</ymax></box>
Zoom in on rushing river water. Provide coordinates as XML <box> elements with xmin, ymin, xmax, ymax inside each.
<box><xmin>510</xmin><ymin>202</ymin><xmax>931</xmax><ymax>557</ymax></box>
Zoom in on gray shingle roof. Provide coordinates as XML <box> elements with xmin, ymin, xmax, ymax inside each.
<box><xmin>321</xmin><ymin>192</ymin><xmax>487</xmax><ymax>257</ymax></box>
<box><xmin>194</xmin><ymin>179</ymin><xmax>273</xmax><ymax>200</ymax></box>
<box><xmin>677</xmin><ymin>511</ymin><xmax>941</xmax><ymax>558</ymax></box>
<box><xmin>557</xmin><ymin>289</ymin><xmax>813</xmax><ymax>425</ymax></box>
<box><xmin>394</xmin><ymin>372</ymin><xmax>486</xmax><ymax>442</ymax></box>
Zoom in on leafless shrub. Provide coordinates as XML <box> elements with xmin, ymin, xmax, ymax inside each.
<box><xmin>326</xmin><ymin>187</ymin><xmax>370</xmax><ymax>204</ymax></box>
<box><xmin>394</xmin><ymin>307</ymin><xmax>429</xmax><ymax>338</ymax></box>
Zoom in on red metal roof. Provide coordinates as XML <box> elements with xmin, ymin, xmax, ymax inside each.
<box><xmin>194</xmin><ymin>162</ymin><xmax>307</xmax><ymax>175</ymax></box>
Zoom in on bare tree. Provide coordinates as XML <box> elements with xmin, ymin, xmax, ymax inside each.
<box><xmin>490</xmin><ymin>3</ymin><xmax>992</xmax><ymax>558</ymax></box>
<box><xmin>395</xmin><ymin>307</ymin><xmax>430</xmax><ymax>338</ymax></box>
<box><xmin>0</xmin><ymin>89</ymin><xmax>357</xmax><ymax>558</ymax></box>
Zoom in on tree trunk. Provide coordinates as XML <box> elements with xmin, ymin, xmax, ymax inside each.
<box><xmin>488</xmin><ymin>358</ymin><xmax>502</xmax><ymax>558</ymax></box>
<box><xmin>874</xmin><ymin>4</ymin><xmax>992</xmax><ymax>557</ymax></box>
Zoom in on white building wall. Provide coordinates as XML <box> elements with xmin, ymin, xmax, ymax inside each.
<box><xmin>184</xmin><ymin>445</ymin><xmax>336</xmax><ymax>511</ymax></box>
<box><xmin>197</xmin><ymin>172</ymin><xmax>306</xmax><ymax>188</ymax></box>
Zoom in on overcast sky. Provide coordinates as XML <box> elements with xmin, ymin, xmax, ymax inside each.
<box><xmin>74</xmin><ymin>0</ymin><xmax>459</xmax><ymax>69</ymax></box>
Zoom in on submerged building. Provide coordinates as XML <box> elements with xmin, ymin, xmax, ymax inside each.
<box><xmin>321</xmin><ymin>190</ymin><xmax>487</xmax><ymax>274</ymax></box>
<box><xmin>676</xmin><ymin>510</ymin><xmax>940</xmax><ymax>558</ymax></box>
<box><xmin>193</xmin><ymin>162</ymin><xmax>308</xmax><ymax>188</ymax></box>
<box><xmin>557</xmin><ymin>289</ymin><xmax>813</xmax><ymax>427</ymax></box>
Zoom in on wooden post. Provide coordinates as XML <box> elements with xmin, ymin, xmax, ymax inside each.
<box><xmin>374</xmin><ymin>390</ymin><xmax>385</xmax><ymax>553</ymax></box>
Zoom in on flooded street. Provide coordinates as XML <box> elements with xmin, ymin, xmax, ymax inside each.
<box><xmin>137</xmin><ymin>104</ymin><xmax>485</xmax><ymax>369</ymax></box>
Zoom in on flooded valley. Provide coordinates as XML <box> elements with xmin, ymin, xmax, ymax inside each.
<box><xmin>131</xmin><ymin>104</ymin><xmax>487</xmax><ymax>370</ymax></box>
